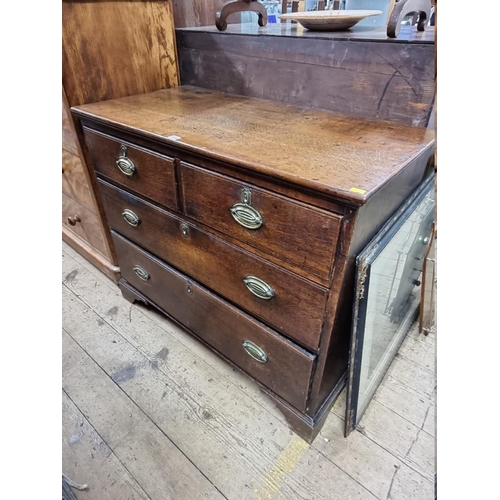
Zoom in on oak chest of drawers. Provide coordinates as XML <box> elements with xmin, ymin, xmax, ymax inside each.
<box><xmin>73</xmin><ymin>86</ymin><xmax>435</xmax><ymax>442</ymax></box>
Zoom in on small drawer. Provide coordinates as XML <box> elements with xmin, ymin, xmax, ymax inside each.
<box><xmin>179</xmin><ymin>163</ymin><xmax>342</xmax><ymax>282</ymax></box>
<box><xmin>112</xmin><ymin>231</ymin><xmax>316</xmax><ymax>411</ymax></box>
<box><xmin>83</xmin><ymin>128</ymin><xmax>178</xmax><ymax>211</ymax></box>
<box><xmin>62</xmin><ymin>193</ymin><xmax>108</xmax><ymax>256</ymax></box>
<box><xmin>98</xmin><ymin>179</ymin><xmax>328</xmax><ymax>351</ymax></box>
<box><xmin>62</xmin><ymin>149</ymin><xmax>94</xmax><ymax>209</ymax></box>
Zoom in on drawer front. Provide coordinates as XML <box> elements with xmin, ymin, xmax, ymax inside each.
<box><xmin>99</xmin><ymin>179</ymin><xmax>327</xmax><ymax>351</ymax></box>
<box><xmin>62</xmin><ymin>193</ymin><xmax>108</xmax><ymax>256</ymax></box>
<box><xmin>180</xmin><ymin>163</ymin><xmax>342</xmax><ymax>281</ymax></box>
<box><xmin>84</xmin><ymin>128</ymin><xmax>178</xmax><ymax>211</ymax></box>
<box><xmin>112</xmin><ymin>231</ymin><xmax>315</xmax><ymax>411</ymax></box>
<box><xmin>62</xmin><ymin>149</ymin><xmax>94</xmax><ymax>209</ymax></box>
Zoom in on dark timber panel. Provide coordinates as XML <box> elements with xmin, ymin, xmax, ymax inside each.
<box><xmin>177</xmin><ymin>26</ymin><xmax>435</xmax><ymax>127</ymax></box>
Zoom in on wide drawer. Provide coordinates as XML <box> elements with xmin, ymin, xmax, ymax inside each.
<box><xmin>62</xmin><ymin>149</ymin><xmax>94</xmax><ymax>209</ymax></box>
<box><xmin>62</xmin><ymin>193</ymin><xmax>108</xmax><ymax>256</ymax></box>
<box><xmin>98</xmin><ymin>179</ymin><xmax>328</xmax><ymax>351</ymax></box>
<box><xmin>83</xmin><ymin>128</ymin><xmax>178</xmax><ymax>211</ymax></box>
<box><xmin>113</xmin><ymin>231</ymin><xmax>316</xmax><ymax>411</ymax></box>
<box><xmin>179</xmin><ymin>162</ymin><xmax>342</xmax><ymax>282</ymax></box>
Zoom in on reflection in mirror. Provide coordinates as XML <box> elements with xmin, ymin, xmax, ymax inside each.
<box><xmin>346</xmin><ymin>175</ymin><xmax>435</xmax><ymax>434</ymax></box>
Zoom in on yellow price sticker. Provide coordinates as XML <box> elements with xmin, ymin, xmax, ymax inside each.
<box><xmin>349</xmin><ymin>187</ymin><xmax>366</xmax><ymax>194</ymax></box>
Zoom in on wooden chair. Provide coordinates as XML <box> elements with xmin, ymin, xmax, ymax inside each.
<box><xmin>216</xmin><ymin>0</ymin><xmax>267</xmax><ymax>30</ymax></box>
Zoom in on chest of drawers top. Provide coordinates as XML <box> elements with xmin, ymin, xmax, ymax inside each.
<box><xmin>72</xmin><ymin>85</ymin><xmax>434</xmax><ymax>441</ymax></box>
<box><xmin>72</xmin><ymin>85</ymin><xmax>435</xmax><ymax>206</ymax></box>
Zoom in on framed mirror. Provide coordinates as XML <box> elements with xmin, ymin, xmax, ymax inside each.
<box><xmin>345</xmin><ymin>173</ymin><xmax>435</xmax><ymax>435</ymax></box>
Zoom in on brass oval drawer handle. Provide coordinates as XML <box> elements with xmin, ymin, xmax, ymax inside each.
<box><xmin>230</xmin><ymin>203</ymin><xmax>263</xmax><ymax>229</ymax></box>
<box><xmin>133</xmin><ymin>265</ymin><xmax>150</xmax><ymax>281</ymax></box>
<box><xmin>122</xmin><ymin>209</ymin><xmax>141</xmax><ymax>227</ymax></box>
<box><xmin>67</xmin><ymin>215</ymin><xmax>81</xmax><ymax>226</ymax></box>
<box><xmin>229</xmin><ymin>187</ymin><xmax>263</xmax><ymax>230</ymax></box>
<box><xmin>116</xmin><ymin>145</ymin><xmax>136</xmax><ymax>177</ymax></box>
<box><xmin>243</xmin><ymin>276</ymin><xmax>275</xmax><ymax>300</ymax></box>
<box><xmin>242</xmin><ymin>340</ymin><xmax>268</xmax><ymax>363</ymax></box>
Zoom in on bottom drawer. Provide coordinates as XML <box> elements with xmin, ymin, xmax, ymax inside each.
<box><xmin>112</xmin><ymin>231</ymin><xmax>316</xmax><ymax>411</ymax></box>
<box><xmin>62</xmin><ymin>193</ymin><xmax>108</xmax><ymax>257</ymax></box>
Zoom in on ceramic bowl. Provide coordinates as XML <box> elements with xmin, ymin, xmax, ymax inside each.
<box><xmin>279</xmin><ymin>9</ymin><xmax>383</xmax><ymax>31</ymax></box>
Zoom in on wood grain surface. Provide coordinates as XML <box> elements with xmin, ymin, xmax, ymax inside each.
<box><xmin>62</xmin><ymin>149</ymin><xmax>95</xmax><ymax>210</ymax></box>
<box><xmin>112</xmin><ymin>232</ymin><xmax>316</xmax><ymax>411</ymax></box>
<box><xmin>98</xmin><ymin>180</ymin><xmax>328</xmax><ymax>350</ymax></box>
<box><xmin>73</xmin><ymin>86</ymin><xmax>435</xmax><ymax>204</ymax></box>
<box><xmin>173</xmin><ymin>0</ymin><xmax>240</xmax><ymax>28</ymax></box>
<box><xmin>83</xmin><ymin>128</ymin><xmax>178</xmax><ymax>211</ymax></box>
<box><xmin>62</xmin><ymin>226</ymin><xmax>121</xmax><ymax>283</ymax></box>
<box><xmin>176</xmin><ymin>25</ymin><xmax>435</xmax><ymax>126</ymax></box>
<box><xmin>62</xmin><ymin>391</ymin><xmax>150</xmax><ymax>500</ymax></box>
<box><xmin>62</xmin><ymin>329</ymin><xmax>225</xmax><ymax>500</ymax></box>
<box><xmin>63</xmin><ymin>80</ymin><xmax>119</xmax><ymax>280</ymax></box>
<box><xmin>62</xmin><ymin>0</ymin><xmax>179</xmax><ymax>108</ymax></box>
<box><xmin>180</xmin><ymin>162</ymin><xmax>342</xmax><ymax>282</ymax></box>
<box><xmin>62</xmin><ymin>0</ymin><xmax>181</xmax><ymax>281</ymax></box>
<box><xmin>62</xmin><ymin>193</ymin><xmax>109</xmax><ymax>258</ymax></box>
<box><xmin>62</xmin><ymin>94</ymin><xmax>78</xmax><ymax>155</ymax></box>
<box><xmin>62</xmin><ymin>241</ymin><xmax>436</xmax><ymax>499</ymax></box>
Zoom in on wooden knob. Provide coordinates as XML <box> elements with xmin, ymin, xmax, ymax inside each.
<box><xmin>67</xmin><ymin>215</ymin><xmax>81</xmax><ymax>226</ymax></box>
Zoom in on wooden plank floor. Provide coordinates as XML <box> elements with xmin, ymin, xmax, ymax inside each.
<box><xmin>62</xmin><ymin>241</ymin><xmax>436</xmax><ymax>500</ymax></box>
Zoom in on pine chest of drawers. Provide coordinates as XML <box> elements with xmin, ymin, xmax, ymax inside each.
<box><xmin>72</xmin><ymin>86</ymin><xmax>435</xmax><ymax>442</ymax></box>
